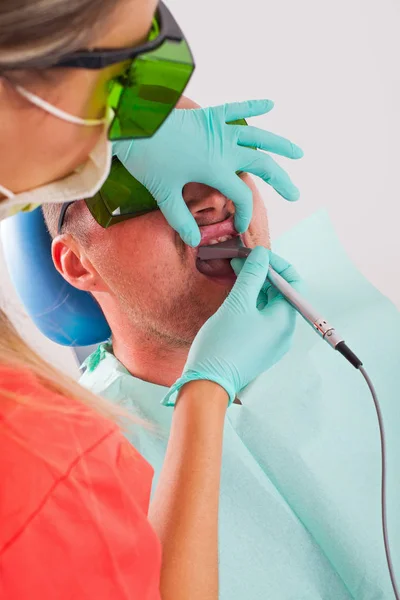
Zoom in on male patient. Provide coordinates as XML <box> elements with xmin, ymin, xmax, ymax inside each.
<box><xmin>42</xmin><ymin>108</ymin><xmax>395</xmax><ymax>600</ymax></box>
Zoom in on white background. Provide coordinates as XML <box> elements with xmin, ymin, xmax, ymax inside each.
<box><xmin>1</xmin><ymin>0</ymin><xmax>399</xmax><ymax>373</ymax></box>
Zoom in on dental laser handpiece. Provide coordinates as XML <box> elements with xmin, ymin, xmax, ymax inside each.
<box><xmin>197</xmin><ymin>240</ymin><xmax>362</xmax><ymax>368</ymax></box>
<box><xmin>198</xmin><ymin>238</ymin><xmax>400</xmax><ymax>600</ymax></box>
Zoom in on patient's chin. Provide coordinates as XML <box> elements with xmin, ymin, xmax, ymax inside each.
<box><xmin>167</xmin><ymin>283</ymin><xmax>231</xmax><ymax>345</ymax></box>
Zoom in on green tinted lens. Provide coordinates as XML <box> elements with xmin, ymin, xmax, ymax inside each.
<box><xmin>107</xmin><ymin>37</ymin><xmax>194</xmax><ymax>141</ymax></box>
<box><xmin>86</xmin><ymin>159</ymin><xmax>158</xmax><ymax>228</ymax></box>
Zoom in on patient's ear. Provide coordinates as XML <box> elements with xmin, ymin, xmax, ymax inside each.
<box><xmin>51</xmin><ymin>236</ymin><xmax>109</xmax><ymax>293</ymax></box>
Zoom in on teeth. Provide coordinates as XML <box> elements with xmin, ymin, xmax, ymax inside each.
<box><xmin>208</xmin><ymin>235</ymin><xmax>233</xmax><ymax>245</ymax></box>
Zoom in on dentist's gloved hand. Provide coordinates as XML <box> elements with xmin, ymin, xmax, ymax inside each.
<box><xmin>162</xmin><ymin>247</ymin><xmax>302</xmax><ymax>406</ymax></box>
<box><xmin>114</xmin><ymin>100</ymin><xmax>303</xmax><ymax>247</ymax></box>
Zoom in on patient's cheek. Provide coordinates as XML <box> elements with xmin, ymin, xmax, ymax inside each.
<box><xmin>240</xmin><ymin>172</ymin><xmax>261</xmax><ymax>207</ymax></box>
<box><xmin>239</xmin><ymin>172</ymin><xmax>270</xmax><ymax>248</ymax></box>
<box><xmin>105</xmin><ymin>212</ymin><xmax>182</xmax><ymax>280</ymax></box>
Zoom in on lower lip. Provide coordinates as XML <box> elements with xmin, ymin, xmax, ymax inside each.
<box><xmin>195</xmin><ymin>257</ymin><xmax>237</xmax><ymax>286</ymax></box>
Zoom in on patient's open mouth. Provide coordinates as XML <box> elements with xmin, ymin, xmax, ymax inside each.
<box><xmin>196</xmin><ymin>217</ymin><xmax>239</xmax><ymax>283</ymax></box>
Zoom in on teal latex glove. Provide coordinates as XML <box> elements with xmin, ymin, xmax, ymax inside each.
<box><xmin>162</xmin><ymin>247</ymin><xmax>302</xmax><ymax>406</ymax></box>
<box><xmin>113</xmin><ymin>100</ymin><xmax>303</xmax><ymax>247</ymax></box>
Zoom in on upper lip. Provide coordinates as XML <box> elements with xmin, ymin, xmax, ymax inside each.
<box><xmin>198</xmin><ymin>215</ymin><xmax>239</xmax><ymax>246</ymax></box>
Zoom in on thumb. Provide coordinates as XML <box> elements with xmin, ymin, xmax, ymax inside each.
<box><xmin>158</xmin><ymin>192</ymin><xmax>201</xmax><ymax>247</ymax></box>
<box><xmin>112</xmin><ymin>138</ymin><xmax>133</xmax><ymax>162</ymax></box>
<box><xmin>231</xmin><ymin>257</ymin><xmax>245</xmax><ymax>276</ymax></box>
<box><xmin>229</xmin><ymin>246</ymin><xmax>270</xmax><ymax>306</ymax></box>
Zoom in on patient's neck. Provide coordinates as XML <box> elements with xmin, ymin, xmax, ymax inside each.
<box><xmin>111</xmin><ymin>321</ymin><xmax>189</xmax><ymax>388</ymax></box>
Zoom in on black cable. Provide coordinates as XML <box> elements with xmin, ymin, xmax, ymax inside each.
<box><xmin>358</xmin><ymin>365</ymin><xmax>400</xmax><ymax>600</ymax></box>
<box><xmin>336</xmin><ymin>341</ymin><xmax>363</xmax><ymax>369</ymax></box>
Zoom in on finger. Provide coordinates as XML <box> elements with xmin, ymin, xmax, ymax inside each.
<box><xmin>228</xmin><ymin>246</ymin><xmax>270</xmax><ymax>306</ymax></box>
<box><xmin>233</xmin><ymin>256</ymin><xmax>275</xmax><ymax>308</ymax></box>
<box><xmin>214</xmin><ymin>173</ymin><xmax>253</xmax><ymax>234</ymax></box>
<box><xmin>112</xmin><ymin>138</ymin><xmax>133</xmax><ymax>161</ymax></box>
<box><xmin>242</xmin><ymin>253</ymin><xmax>301</xmax><ymax>294</ymax></box>
<box><xmin>158</xmin><ymin>193</ymin><xmax>201</xmax><ymax>247</ymax></box>
<box><xmin>265</xmin><ymin>255</ymin><xmax>304</xmax><ymax>305</ymax></box>
<box><xmin>240</xmin><ymin>149</ymin><xmax>300</xmax><ymax>201</ymax></box>
<box><xmin>258</xmin><ymin>252</ymin><xmax>304</xmax><ymax>304</ymax></box>
<box><xmin>230</xmin><ymin>257</ymin><xmax>245</xmax><ymax>276</ymax></box>
<box><xmin>224</xmin><ymin>99</ymin><xmax>274</xmax><ymax>122</ymax></box>
<box><xmin>269</xmin><ymin>252</ymin><xmax>303</xmax><ymax>292</ymax></box>
<box><xmin>237</xmin><ymin>126</ymin><xmax>303</xmax><ymax>159</ymax></box>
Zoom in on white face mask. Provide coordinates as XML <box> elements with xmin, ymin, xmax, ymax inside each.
<box><xmin>0</xmin><ymin>84</ymin><xmax>112</xmax><ymax>222</ymax></box>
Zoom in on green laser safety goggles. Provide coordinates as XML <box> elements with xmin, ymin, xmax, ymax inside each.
<box><xmin>53</xmin><ymin>2</ymin><xmax>195</xmax><ymax>141</ymax></box>
<box><xmin>57</xmin><ymin>156</ymin><xmax>158</xmax><ymax>234</ymax></box>
<box><xmin>57</xmin><ymin>118</ymin><xmax>250</xmax><ymax>234</ymax></box>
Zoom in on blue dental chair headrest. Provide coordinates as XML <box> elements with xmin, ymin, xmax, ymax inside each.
<box><xmin>1</xmin><ymin>207</ymin><xmax>111</xmax><ymax>346</ymax></box>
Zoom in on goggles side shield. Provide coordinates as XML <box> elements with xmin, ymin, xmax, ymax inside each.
<box><xmin>85</xmin><ymin>158</ymin><xmax>158</xmax><ymax>228</ymax></box>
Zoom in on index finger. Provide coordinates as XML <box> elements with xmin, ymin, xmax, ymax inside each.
<box><xmin>224</xmin><ymin>99</ymin><xmax>274</xmax><ymax>122</ymax></box>
<box><xmin>261</xmin><ymin>253</ymin><xmax>303</xmax><ymax>302</ymax></box>
<box><xmin>268</xmin><ymin>252</ymin><xmax>304</xmax><ymax>294</ymax></box>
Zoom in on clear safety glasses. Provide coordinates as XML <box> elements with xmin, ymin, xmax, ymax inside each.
<box><xmin>54</xmin><ymin>2</ymin><xmax>195</xmax><ymax>141</ymax></box>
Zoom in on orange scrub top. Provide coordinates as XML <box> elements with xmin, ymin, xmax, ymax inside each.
<box><xmin>0</xmin><ymin>365</ymin><xmax>162</xmax><ymax>599</ymax></box>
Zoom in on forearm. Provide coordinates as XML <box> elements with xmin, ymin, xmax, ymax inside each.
<box><xmin>149</xmin><ymin>380</ymin><xmax>228</xmax><ymax>600</ymax></box>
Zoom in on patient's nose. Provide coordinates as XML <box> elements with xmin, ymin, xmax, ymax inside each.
<box><xmin>183</xmin><ymin>182</ymin><xmax>234</xmax><ymax>226</ymax></box>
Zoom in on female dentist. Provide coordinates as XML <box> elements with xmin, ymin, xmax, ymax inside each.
<box><xmin>0</xmin><ymin>0</ymin><xmax>303</xmax><ymax>597</ymax></box>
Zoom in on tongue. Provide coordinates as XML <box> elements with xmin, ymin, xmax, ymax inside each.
<box><xmin>196</xmin><ymin>257</ymin><xmax>235</xmax><ymax>278</ymax></box>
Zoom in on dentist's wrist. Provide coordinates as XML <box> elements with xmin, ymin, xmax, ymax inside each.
<box><xmin>176</xmin><ymin>380</ymin><xmax>229</xmax><ymax>411</ymax></box>
<box><xmin>161</xmin><ymin>371</ymin><xmax>234</xmax><ymax>407</ymax></box>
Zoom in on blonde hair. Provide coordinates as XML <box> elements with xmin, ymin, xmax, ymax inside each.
<box><xmin>0</xmin><ymin>308</ymin><xmax>130</xmax><ymax>426</ymax></box>
<box><xmin>0</xmin><ymin>0</ymin><xmax>118</xmax><ymax>72</ymax></box>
